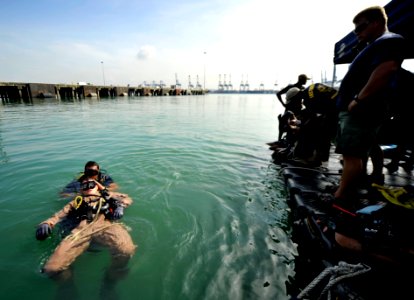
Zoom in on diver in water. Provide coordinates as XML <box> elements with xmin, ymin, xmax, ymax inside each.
<box><xmin>61</xmin><ymin>161</ymin><xmax>119</xmax><ymax>197</ymax></box>
<box><xmin>35</xmin><ymin>162</ymin><xmax>136</xmax><ymax>282</ymax></box>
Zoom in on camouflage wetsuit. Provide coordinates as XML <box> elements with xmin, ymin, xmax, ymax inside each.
<box><xmin>40</xmin><ymin>192</ymin><xmax>136</xmax><ymax>275</ymax></box>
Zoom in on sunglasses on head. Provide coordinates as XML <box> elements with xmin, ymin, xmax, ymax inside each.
<box><xmin>354</xmin><ymin>21</ymin><xmax>370</xmax><ymax>34</ymax></box>
<box><xmin>85</xmin><ymin>169</ymin><xmax>99</xmax><ymax>176</ymax></box>
<box><xmin>81</xmin><ymin>180</ymin><xmax>97</xmax><ymax>191</ymax></box>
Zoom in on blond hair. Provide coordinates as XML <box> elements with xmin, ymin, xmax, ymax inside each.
<box><xmin>353</xmin><ymin>6</ymin><xmax>388</xmax><ymax>28</ymax></box>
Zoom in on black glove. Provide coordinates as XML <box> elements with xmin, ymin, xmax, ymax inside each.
<box><xmin>113</xmin><ymin>206</ymin><xmax>124</xmax><ymax>220</ymax></box>
<box><xmin>36</xmin><ymin>223</ymin><xmax>52</xmax><ymax>240</ymax></box>
<box><xmin>101</xmin><ymin>188</ymin><xmax>111</xmax><ymax>201</ymax></box>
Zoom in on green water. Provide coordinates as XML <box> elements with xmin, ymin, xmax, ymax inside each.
<box><xmin>0</xmin><ymin>94</ymin><xmax>297</xmax><ymax>300</ymax></box>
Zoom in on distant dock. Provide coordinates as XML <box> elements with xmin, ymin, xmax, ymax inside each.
<box><xmin>0</xmin><ymin>82</ymin><xmax>207</xmax><ymax>103</ymax></box>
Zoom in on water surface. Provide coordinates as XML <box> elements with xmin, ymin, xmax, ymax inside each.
<box><xmin>0</xmin><ymin>94</ymin><xmax>297</xmax><ymax>300</ymax></box>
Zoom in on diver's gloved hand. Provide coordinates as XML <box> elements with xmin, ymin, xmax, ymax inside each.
<box><xmin>36</xmin><ymin>223</ymin><xmax>52</xmax><ymax>240</ymax></box>
<box><xmin>113</xmin><ymin>206</ymin><xmax>124</xmax><ymax>220</ymax></box>
<box><xmin>101</xmin><ymin>188</ymin><xmax>111</xmax><ymax>201</ymax></box>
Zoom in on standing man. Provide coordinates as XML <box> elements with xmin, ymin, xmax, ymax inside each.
<box><xmin>276</xmin><ymin>74</ymin><xmax>310</xmax><ymax>107</ymax></box>
<box><xmin>333</xmin><ymin>6</ymin><xmax>405</xmax><ymax>249</ymax></box>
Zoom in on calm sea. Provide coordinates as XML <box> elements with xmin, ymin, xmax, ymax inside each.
<box><xmin>0</xmin><ymin>94</ymin><xmax>297</xmax><ymax>300</ymax></box>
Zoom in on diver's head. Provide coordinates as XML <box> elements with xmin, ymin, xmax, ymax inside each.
<box><xmin>81</xmin><ymin>179</ymin><xmax>99</xmax><ymax>195</ymax></box>
<box><xmin>84</xmin><ymin>161</ymin><xmax>100</xmax><ymax>178</ymax></box>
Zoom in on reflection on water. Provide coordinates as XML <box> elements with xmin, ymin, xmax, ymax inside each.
<box><xmin>0</xmin><ymin>133</ymin><xmax>9</xmax><ymax>164</ymax></box>
<box><xmin>0</xmin><ymin>94</ymin><xmax>296</xmax><ymax>300</ymax></box>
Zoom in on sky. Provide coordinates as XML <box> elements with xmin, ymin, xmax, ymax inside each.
<box><xmin>0</xmin><ymin>0</ymin><xmax>400</xmax><ymax>90</ymax></box>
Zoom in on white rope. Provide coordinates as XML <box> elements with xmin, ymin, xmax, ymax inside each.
<box><xmin>296</xmin><ymin>261</ymin><xmax>371</xmax><ymax>300</ymax></box>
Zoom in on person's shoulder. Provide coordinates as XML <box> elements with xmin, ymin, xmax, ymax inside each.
<box><xmin>314</xmin><ymin>83</ymin><xmax>337</xmax><ymax>93</ymax></box>
<box><xmin>279</xmin><ymin>84</ymin><xmax>295</xmax><ymax>93</ymax></box>
<box><xmin>61</xmin><ymin>172</ymin><xmax>85</xmax><ymax>195</ymax></box>
<box><xmin>374</xmin><ymin>32</ymin><xmax>405</xmax><ymax>47</ymax></box>
<box><xmin>380</xmin><ymin>32</ymin><xmax>404</xmax><ymax>40</ymax></box>
<box><xmin>99</xmin><ymin>171</ymin><xmax>115</xmax><ymax>185</ymax></box>
<box><xmin>378</xmin><ymin>33</ymin><xmax>406</xmax><ymax>59</ymax></box>
<box><xmin>62</xmin><ymin>176</ymin><xmax>82</xmax><ymax>195</ymax></box>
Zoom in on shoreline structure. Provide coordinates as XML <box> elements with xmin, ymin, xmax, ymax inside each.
<box><xmin>0</xmin><ymin>81</ymin><xmax>207</xmax><ymax>102</ymax></box>
<box><xmin>0</xmin><ymin>81</ymin><xmax>280</xmax><ymax>103</ymax></box>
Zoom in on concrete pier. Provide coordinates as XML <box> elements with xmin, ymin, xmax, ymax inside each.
<box><xmin>0</xmin><ymin>82</ymin><xmax>207</xmax><ymax>103</ymax></box>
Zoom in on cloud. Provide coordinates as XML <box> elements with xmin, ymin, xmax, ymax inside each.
<box><xmin>137</xmin><ymin>45</ymin><xmax>156</xmax><ymax>60</ymax></box>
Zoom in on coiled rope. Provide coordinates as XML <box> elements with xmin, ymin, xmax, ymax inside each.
<box><xmin>64</xmin><ymin>197</ymin><xmax>112</xmax><ymax>243</ymax></box>
<box><xmin>296</xmin><ymin>261</ymin><xmax>371</xmax><ymax>300</ymax></box>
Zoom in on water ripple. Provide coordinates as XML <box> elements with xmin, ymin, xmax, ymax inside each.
<box><xmin>0</xmin><ymin>95</ymin><xmax>293</xmax><ymax>300</ymax></box>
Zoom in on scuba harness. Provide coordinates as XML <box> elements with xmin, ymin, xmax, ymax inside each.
<box><xmin>72</xmin><ymin>169</ymin><xmax>118</xmax><ymax>221</ymax></box>
<box><xmin>72</xmin><ymin>189</ymin><xmax>120</xmax><ymax>222</ymax></box>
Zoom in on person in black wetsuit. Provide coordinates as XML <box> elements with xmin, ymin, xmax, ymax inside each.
<box><xmin>292</xmin><ymin>83</ymin><xmax>338</xmax><ymax>164</ymax></box>
<box><xmin>61</xmin><ymin>161</ymin><xmax>118</xmax><ymax>197</ymax></box>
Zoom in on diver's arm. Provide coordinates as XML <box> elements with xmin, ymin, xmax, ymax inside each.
<box><xmin>110</xmin><ymin>192</ymin><xmax>133</xmax><ymax>207</ymax></box>
<box><xmin>276</xmin><ymin>89</ymin><xmax>287</xmax><ymax>106</ymax></box>
<box><xmin>40</xmin><ymin>201</ymin><xmax>75</xmax><ymax>228</ymax></box>
<box><xmin>36</xmin><ymin>201</ymin><xmax>76</xmax><ymax>240</ymax></box>
<box><xmin>106</xmin><ymin>182</ymin><xmax>119</xmax><ymax>191</ymax></box>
